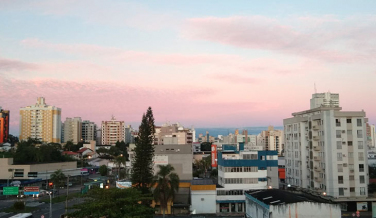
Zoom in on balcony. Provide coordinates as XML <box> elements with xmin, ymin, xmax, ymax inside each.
<box><xmin>314</xmin><ymin>166</ymin><xmax>321</xmax><ymax>172</ymax></box>
<box><xmin>314</xmin><ymin>156</ymin><xmax>321</xmax><ymax>161</ymax></box>
<box><xmin>313</xmin><ymin>146</ymin><xmax>320</xmax><ymax>151</ymax></box>
<box><xmin>306</xmin><ymin>145</ymin><xmax>309</xmax><ymax>149</ymax></box>
<box><xmin>313</xmin><ymin>136</ymin><xmax>320</xmax><ymax>141</ymax></box>
<box><xmin>312</xmin><ymin>125</ymin><xmax>319</xmax><ymax>130</ymax></box>
<box><xmin>349</xmin><ymin>169</ymin><xmax>354</xmax><ymax>173</ymax></box>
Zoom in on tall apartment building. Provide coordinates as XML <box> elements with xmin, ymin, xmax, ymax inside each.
<box><xmin>153</xmin><ymin>123</ymin><xmax>194</xmax><ymax>145</ymax></box>
<box><xmin>366</xmin><ymin>123</ymin><xmax>376</xmax><ymax>148</ymax></box>
<box><xmin>284</xmin><ymin>93</ymin><xmax>368</xmax><ymax>199</ymax></box>
<box><xmin>19</xmin><ymin>97</ymin><xmax>61</xmax><ymax>143</ymax></box>
<box><xmin>257</xmin><ymin>126</ymin><xmax>284</xmax><ymax>155</ymax></box>
<box><xmin>82</xmin><ymin>120</ymin><xmax>97</xmax><ymax>142</ymax></box>
<box><xmin>0</xmin><ymin>107</ymin><xmax>9</xmax><ymax>144</ymax></box>
<box><xmin>310</xmin><ymin>92</ymin><xmax>339</xmax><ymax>109</ymax></box>
<box><xmin>63</xmin><ymin>117</ymin><xmax>82</xmax><ymax>144</ymax></box>
<box><xmin>216</xmin><ymin>144</ymin><xmax>278</xmax><ymax>213</ymax></box>
<box><xmin>101</xmin><ymin>116</ymin><xmax>125</xmax><ymax>145</ymax></box>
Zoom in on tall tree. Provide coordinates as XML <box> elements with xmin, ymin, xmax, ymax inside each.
<box><xmin>113</xmin><ymin>156</ymin><xmax>126</xmax><ymax>180</ymax></box>
<box><xmin>131</xmin><ymin>107</ymin><xmax>156</xmax><ymax>194</ymax></box>
<box><xmin>152</xmin><ymin>164</ymin><xmax>180</xmax><ymax>217</ymax></box>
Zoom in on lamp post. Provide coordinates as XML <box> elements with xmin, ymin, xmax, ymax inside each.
<box><xmin>65</xmin><ymin>175</ymin><xmax>70</xmax><ymax>215</ymax></box>
<box><xmin>48</xmin><ymin>191</ymin><xmax>52</xmax><ymax>218</ymax></box>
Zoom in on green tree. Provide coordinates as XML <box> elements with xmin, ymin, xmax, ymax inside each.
<box><xmin>67</xmin><ymin>187</ymin><xmax>155</xmax><ymax>218</ymax></box>
<box><xmin>7</xmin><ymin>134</ymin><xmax>19</xmax><ymax>146</ymax></box>
<box><xmin>210</xmin><ymin>168</ymin><xmax>218</xmax><ymax>179</ymax></box>
<box><xmin>113</xmin><ymin>156</ymin><xmax>127</xmax><ymax>180</ymax></box>
<box><xmin>152</xmin><ymin>164</ymin><xmax>179</xmax><ymax>217</ymax></box>
<box><xmin>63</xmin><ymin>141</ymin><xmax>74</xmax><ymax>151</ymax></box>
<box><xmin>50</xmin><ymin>169</ymin><xmax>66</xmax><ymax>188</ymax></box>
<box><xmin>131</xmin><ymin>107</ymin><xmax>156</xmax><ymax>194</ymax></box>
<box><xmin>99</xmin><ymin>165</ymin><xmax>108</xmax><ymax>176</ymax></box>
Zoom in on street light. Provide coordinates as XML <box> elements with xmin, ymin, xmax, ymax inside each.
<box><xmin>47</xmin><ymin>191</ymin><xmax>52</xmax><ymax>218</ymax></box>
<box><xmin>322</xmin><ymin>192</ymin><xmax>327</xmax><ymax>196</ymax></box>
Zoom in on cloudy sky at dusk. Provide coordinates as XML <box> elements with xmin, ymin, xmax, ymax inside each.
<box><xmin>1</xmin><ymin>0</ymin><xmax>376</xmax><ymax>135</ymax></box>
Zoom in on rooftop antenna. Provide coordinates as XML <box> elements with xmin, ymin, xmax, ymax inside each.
<box><xmin>314</xmin><ymin>83</ymin><xmax>317</xmax><ymax>94</ymax></box>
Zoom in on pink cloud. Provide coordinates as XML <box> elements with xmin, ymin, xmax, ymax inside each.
<box><xmin>183</xmin><ymin>15</ymin><xmax>376</xmax><ymax>63</ymax></box>
<box><xmin>0</xmin><ymin>57</ymin><xmax>38</xmax><ymax>71</ymax></box>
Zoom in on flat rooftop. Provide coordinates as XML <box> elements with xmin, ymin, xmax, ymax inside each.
<box><xmin>246</xmin><ymin>189</ymin><xmax>335</xmax><ymax>205</ymax></box>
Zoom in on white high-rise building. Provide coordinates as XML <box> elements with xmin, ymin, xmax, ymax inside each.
<box><xmin>63</xmin><ymin>117</ymin><xmax>82</xmax><ymax>144</ymax></box>
<box><xmin>82</xmin><ymin>120</ymin><xmax>97</xmax><ymax>142</ymax></box>
<box><xmin>284</xmin><ymin>94</ymin><xmax>368</xmax><ymax>199</ymax></box>
<box><xmin>101</xmin><ymin>116</ymin><xmax>125</xmax><ymax>145</ymax></box>
<box><xmin>257</xmin><ymin>126</ymin><xmax>284</xmax><ymax>155</ymax></box>
<box><xmin>19</xmin><ymin>97</ymin><xmax>61</xmax><ymax>143</ymax></box>
<box><xmin>310</xmin><ymin>92</ymin><xmax>339</xmax><ymax>109</ymax></box>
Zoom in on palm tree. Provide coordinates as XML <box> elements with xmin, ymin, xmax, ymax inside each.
<box><xmin>152</xmin><ymin>164</ymin><xmax>180</xmax><ymax>217</ymax></box>
<box><xmin>113</xmin><ymin>156</ymin><xmax>126</xmax><ymax>180</ymax></box>
<box><xmin>50</xmin><ymin>169</ymin><xmax>66</xmax><ymax>188</ymax></box>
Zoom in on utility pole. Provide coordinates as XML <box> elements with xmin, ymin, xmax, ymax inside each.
<box><xmin>65</xmin><ymin>175</ymin><xmax>70</xmax><ymax>215</ymax></box>
<box><xmin>48</xmin><ymin>191</ymin><xmax>52</xmax><ymax>218</ymax></box>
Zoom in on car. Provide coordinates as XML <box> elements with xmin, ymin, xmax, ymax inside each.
<box><xmin>33</xmin><ymin>190</ymin><xmax>47</xmax><ymax>198</ymax></box>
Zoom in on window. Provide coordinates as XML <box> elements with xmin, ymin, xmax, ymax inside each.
<box><xmin>358</xmin><ymin>141</ymin><xmax>364</xmax><ymax>149</ymax></box>
<box><xmin>339</xmin><ymin>188</ymin><xmax>344</xmax><ymax>196</ymax></box>
<box><xmin>357</xmin><ymin>130</ymin><xmax>363</xmax><ymax>138</ymax></box>
<box><xmin>357</xmin><ymin>119</ymin><xmax>362</xmax><ymax>127</ymax></box>
<box><xmin>360</xmin><ymin>187</ymin><xmax>366</xmax><ymax>195</ymax></box>
<box><xmin>349</xmin><ymin>164</ymin><xmax>354</xmax><ymax>172</ymax></box>
<box><xmin>336</xmin><ymin>119</ymin><xmax>341</xmax><ymax>127</ymax></box>
<box><xmin>349</xmin><ymin>175</ymin><xmax>354</xmax><ymax>180</ymax></box>
<box><xmin>347</xmin><ymin>130</ymin><xmax>352</xmax><ymax>135</ymax></box>
<box><xmin>336</xmin><ymin>130</ymin><xmax>342</xmax><ymax>138</ymax></box>
<box><xmin>360</xmin><ymin>176</ymin><xmax>365</xmax><ymax>184</ymax></box>
<box><xmin>337</xmin><ymin>153</ymin><xmax>342</xmax><ymax>161</ymax></box>
<box><xmin>349</xmin><ymin>152</ymin><xmax>354</xmax><ymax>158</ymax></box>
<box><xmin>350</xmin><ymin>187</ymin><xmax>355</xmax><ymax>192</ymax></box>
<box><xmin>338</xmin><ymin>176</ymin><xmax>343</xmax><ymax>184</ymax></box>
<box><xmin>337</xmin><ymin>141</ymin><xmax>342</xmax><ymax>149</ymax></box>
<box><xmin>347</xmin><ymin>119</ymin><xmax>352</xmax><ymax>123</ymax></box>
<box><xmin>338</xmin><ymin>164</ymin><xmax>343</xmax><ymax>172</ymax></box>
<box><xmin>358</xmin><ymin>152</ymin><xmax>364</xmax><ymax>161</ymax></box>
<box><xmin>359</xmin><ymin>164</ymin><xmax>364</xmax><ymax>172</ymax></box>
<box><xmin>348</xmin><ymin>141</ymin><xmax>353</xmax><ymax>146</ymax></box>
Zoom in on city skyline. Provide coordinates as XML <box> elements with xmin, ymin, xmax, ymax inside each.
<box><xmin>1</xmin><ymin>1</ymin><xmax>376</xmax><ymax>135</ymax></box>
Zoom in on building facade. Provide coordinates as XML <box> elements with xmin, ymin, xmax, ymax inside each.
<box><xmin>257</xmin><ymin>126</ymin><xmax>284</xmax><ymax>155</ymax></box>
<box><xmin>154</xmin><ymin>123</ymin><xmax>194</xmax><ymax>145</ymax></box>
<box><xmin>310</xmin><ymin>92</ymin><xmax>339</xmax><ymax>109</ymax></box>
<box><xmin>101</xmin><ymin>116</ymin><xmax>125</xmax><ymax>145</ymax></box>
<box><xmin>366</xmin><ymin>123</ymin><xmax>376</xmax><ymax>148</ymax></box>
<box><xmin>19</xmin><ymin>97</ymin><xmax>61</xmax><ymax>143</ymax></box>
<box><xmin>0</xmin><ymin>107</ymin><xmax>9</xmax><ymax>144</ymax></box>
<box><xmin>284</xmin><ymin>93</ymin><xmax>369</xmax><ymax>199</ymax></box>
<box><xmin>82</xmin><ymin>120</ymin><xmax>97</xmax><ymax>142</ymax></box>
<box><xmin>63</xmin><ymin>117</ymin><xmax>82</xmax><ymax>144</ymax></box>
<box><xmin>216</xmin><ymin>144</ymin><xmax>278</xmax><ymax>213</ymax></box>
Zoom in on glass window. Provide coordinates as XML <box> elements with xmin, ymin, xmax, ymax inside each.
<box><xmin>350</xmin><ymin>187</ymin><xmax>355</xmax><ymax>192</ymax></box>
<box><xmin>360</xmin><ymin>176</ymin><xmax>365</xmax><ymax>184</ymax></box>
<box><xmin>357</xmin><ymin>119</ymin><xmax>362</xmax><ymax>127</ymax></box>
<box><xmin>347</xmin><ymin>130</ymin><xmax>352</xmax><ymax>135</ymax></box>
<box><xmin>338</xmin><ymin>164</ymin><xmax>343</xmax><ymax>172</ymax></box>
<box><xmin>339</xmin><ymin>188</ymin><xmax>344</xmax><ymax>196</ymax></box>
<box><xmin>359</xmin><ymin>164</ymin><xmax>364</xmax><ymax>172</ymax></box>
<box><xmin>357</xmin><ymin>130</ymin><xmax>363</xmax><ymax>138</ymax></box>
<box><xmin>348</xmin><ymin>141</ymin><xmax>353</xmax><ymax>146</ymax></box>
<box><xmin>359</xmin><ymin>152</ymin><xmax>364</xmax><ymax>161</ymax></box>
<box><xmin>337</xmin><ymin>141</ymin><xmax>342</xmax><ymax>149</ymax></box>
<box><xmin>336</xmin><ymin>130</ymin><xmax>342</xmax><ymax>138</ymax></box>
<box><xmin>358</xmin><ymin>141</ymin><xmax>364</xmax><ymax>149</ymax></box>
<box><xmin>360</xmin><ymin>187</ymin><xmax>366</xmax><ymax>195</ymax></box>
<box><xmin>337</xmin><ymin>153</ymin><xmax>342</xmax><ymax>161</ymax></box>
<box><xmin>349</xmin><ymin>176</ymin><xmax>354</xmax><ymax>180</ymax></box>
<box><xmin>347</xmin><ymin>119</ymin><xmax>352</xmax><ymax>123</ymax></box>
<box><xmin>338</xmin><ymin>176</ymin><xmax>343</xmax><ymax>184</ymax></box>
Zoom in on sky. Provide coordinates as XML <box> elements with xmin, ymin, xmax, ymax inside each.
<box><xmin>0</xmin><ymin>0</ymin><xmax>376</xmax><ymax>135</ymax></box>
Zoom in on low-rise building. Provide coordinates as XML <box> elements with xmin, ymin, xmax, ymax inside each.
<box><xmin>191</xmin><ymin>179</ymin><xmax>216</xmax><ymax>214</ymax></box>
<box><xmin>245</xmin><ymin>189</ymin><xmax>341</xmax><ymax>218</ymax></box>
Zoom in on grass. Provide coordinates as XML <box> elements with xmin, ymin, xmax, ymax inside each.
<box><xmin>40</xmin><ymin>192</ymin><xmax>83</xmax><ymax>204</ymax></box>
<box><xmin>1</xmin><ymin>206</ymin><xmax>38</xmax><ymax>213</ymax></box>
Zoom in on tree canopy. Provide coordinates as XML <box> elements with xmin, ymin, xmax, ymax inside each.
<box><xmin>67</xmin><ymin>187</ymin><xmax>155</xmax><ymax>218</ymax></box>
<box><xmin>131</xmin><ymin>107</ymin><xmax>156</xmax><ymax>194</ymax></box>
<box><xmin>50</xmin><ymin>169</ymin><xmax>66</xmax><ymax>188</ymax></box>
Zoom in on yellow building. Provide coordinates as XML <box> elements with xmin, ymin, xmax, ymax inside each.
<box><xmin>19</xmin><ymin>97</ymin><xmax>61</xmax><ymax>143</ymax></box>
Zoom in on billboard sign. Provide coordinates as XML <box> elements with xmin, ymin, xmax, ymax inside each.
<box><xmin>211</xmin><ymin>144</ymin><xmax>217</xmax><ymax>168</ymax></box>
<box><xmin>154</xmin><ymin>155</ymin><xmax>168</xmax><ymax>165</ymax></box>
<box><xmin>116</xmin><ymin>181</ymin><xmax>132</xmax><ymax>189</ymax></box>
<box><xmin>3</xmin><ymin>187</ymin><xmax>19</xmax><ymax>195</ymax></box>
<box><xmin>357</xmin><ymin>202</ymin><xmax>368</xmax><ymax>211</ymax></box>
<box><xmin>24</xmin><ymin>186</ymin><xmax>39</xmax><ymax>195</ymax></box>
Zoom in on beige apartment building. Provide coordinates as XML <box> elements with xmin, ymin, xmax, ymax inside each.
<box><xmin>82</xmin><ymin>120</ymin><xmax>97</xmax><ymax>142</ymax></box>
<box><xmin>284</xmin><ymin>93</ymin><xmax>369</xmax><ymax>200</ymax></box>
<box><xmin>101</xmin><ymin>116</ymin><xmax>125</xmax><ymax>145</ymax></box>
<box><xmin>63</xmin><ymin>117</ymin><xmax>82</xmax><ymax>144</ymax></box>
<box><xmin>19</xmin><ymin>97</ymin><xmax>61</xmax><ymax>143</ymax></box>
<box><xmin>257</xmin><ymin>126</ymin><xmax>284</xmax><ymax>155</ymax></box>
<box><xmin>153</xmin><ymin>123</ymin><xmax>194</xmax><ymax>145</ymax></box>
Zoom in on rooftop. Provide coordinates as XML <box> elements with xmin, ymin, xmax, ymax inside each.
<box><xmin>191</xmin><ymin>179</ymin><xmax>215</xmax><ymax>185</ymax></box>
<box><xmin>246</xmin><ymin>189</ymin><xmax>334</xmax><ymax>205</ymax></box>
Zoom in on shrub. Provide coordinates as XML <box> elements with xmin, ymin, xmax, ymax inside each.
<box><xmin>13</xmin><ymin>201</ymin><xmax>25</xmax><ymax>210</ymax></box>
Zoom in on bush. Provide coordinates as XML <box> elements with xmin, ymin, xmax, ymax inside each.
<box><xmin>99</xmin><ymin>165</ymin><xmax>108</xmax><ymax>176</ymax></box>
<box><xmin>13</xmin><ymin>201</ymin><xmax>25</xmax><ymax>211</ymax></box>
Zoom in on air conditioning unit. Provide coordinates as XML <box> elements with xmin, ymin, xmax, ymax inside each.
<box><xmin>343</xmin><ymin>154</ymin><xmax>346</xmax><ymax>157</ymax></box>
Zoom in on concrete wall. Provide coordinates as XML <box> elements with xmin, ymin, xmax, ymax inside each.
<box><xmin>270</xmin><ymin>202</ymin><xmax>341</xmax><ymax>218</ymax></box>
<box><xmin>245</xmin><ymin>196</ymin><xmax>269</xmax><ymax>218</ymax></box>
<box><xmin>191</xmin><ymin>190</ymin><xmax>216</xmax><ymax>214</ymax></box>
